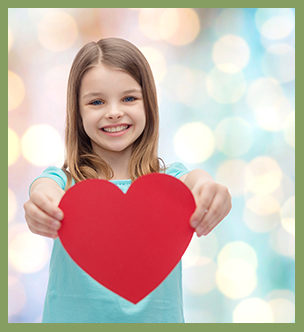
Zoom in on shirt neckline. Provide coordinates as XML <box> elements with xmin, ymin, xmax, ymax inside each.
<box><xmin>109</xmin><ymin>179</ymin><xmax>132</xmax><ymax>184</ymax></box>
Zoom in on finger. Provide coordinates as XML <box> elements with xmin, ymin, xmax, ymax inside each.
<box><xmin>26</xmin><ymin>215</ymin><xmax>59</xmax><ymax>239</ymax></box>
<box><xmin>25</xmin><ymin>203</ymin><xmax>62</xmax><ymax>231</ymax></box>
<box><xmin>190</xmin><ymin>184</ymin><xmax>217</xmax><ymax>228</ymax></box>
<box><xmin>196</xmin><ymin>194</ymin><xmax>231</xmax><ymax>236</ymax></box>
<box><xmin>197</xmin><ymin>215</ymin><xmax>226</xmax><ymax>237</ymax></box>
<box><xmin>196</xmin><ymin>218</ymin><xmax>218</xmax><ymax>237</ymax></box>
<box><xmin>31</xmin><ymin>191</ymin><xmax>64</xmax><ymax>220</ymax></box>
<box><xmin>190</xmin><ymin>208</ymin><xmax>209</xmax><ymax>228</ymax></box>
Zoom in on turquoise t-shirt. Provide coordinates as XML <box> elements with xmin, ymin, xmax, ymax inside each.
<box><xmin>33</xmin><ymin>162</ymin><xmax>190</xmax><ymax>323</ymax></box>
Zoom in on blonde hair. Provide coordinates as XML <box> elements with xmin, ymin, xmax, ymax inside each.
<box><xmin>62</xmin><ymin>38</ymin><xmax>164</xmax><ymax>190</ymax></box>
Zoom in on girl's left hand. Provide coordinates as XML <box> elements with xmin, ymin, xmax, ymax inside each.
<box><xmin>189</xmin><ymin>180</ymin><xmax>232</xmax><ymax>237</ymax></box>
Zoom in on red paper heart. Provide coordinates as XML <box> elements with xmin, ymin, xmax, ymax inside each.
<box><xmin>58</xmin><ymin>173</ymin><xmax>195</xmax><ymax>304</ymax></box>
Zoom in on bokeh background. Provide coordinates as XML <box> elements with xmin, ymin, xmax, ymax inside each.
<box><xmin>8</xmin><ymin>8</ymin><xmax>295</xmax><ymax>323</ymax></box>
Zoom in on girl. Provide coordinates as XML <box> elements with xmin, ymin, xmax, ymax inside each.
<box><xmin>24</xmin><ymin>38</ymin><xmax>231</xmax><ymax>323</ymax></box>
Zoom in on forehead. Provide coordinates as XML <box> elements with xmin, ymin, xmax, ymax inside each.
<box><xmin>80</xmin><ymin>64</ymin><xmax>141</xmax><ymax>93</ymax></box>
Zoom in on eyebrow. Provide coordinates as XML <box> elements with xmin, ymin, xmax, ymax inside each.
<box><xmin>123</xmin><ymin>88</ymin><xmax>142</xmax><ymax>94</ymax></box>
<box><xmin>82</xmin><ymin>88</ymin><xmax>142</xmax><ymax>100</ymax></box>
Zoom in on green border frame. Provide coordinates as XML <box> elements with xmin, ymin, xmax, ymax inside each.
<box><xmin>5</xmin><ymin>0</ymin><xmax>299</xmax><ymax>330</ymax></box>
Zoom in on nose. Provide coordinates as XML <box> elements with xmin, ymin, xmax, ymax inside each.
<box><xmin>105</xmin><ymin>105</ymin><xmax>124</xmax><ymax>120</ymax></box>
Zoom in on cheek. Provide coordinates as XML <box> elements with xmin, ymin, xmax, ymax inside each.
<box><xmin>137</xmin><ymin>117</ymin><xmax>146</xmax><ymax>136</ymax></box>
<box><xmin>130</xmin><ymin>106</ymin><xmax>146</xmax><ymax>131</ymax></box>
<box><xmin>138</xmin><ymin>108</ymin><xmax>146</xmax><ymax>129</ymax></box>
<box><xmin>81</xmin><ymin>112</ymin><xmax>97</xmax><ymax>130</ymax></box>
<box><xmin>141</xmin><ymin>113</ymin><xmax>146</xmax><ymax>129</ymax></box>
<box><xmin>80</xmin><ymin>114</ymin><xmax>88</xmax><ymax>132</ymax></box>
<box><xmin>80</xmin><ymin>117</ymin><xmax>96</xmax><ymax>140</ymax></box>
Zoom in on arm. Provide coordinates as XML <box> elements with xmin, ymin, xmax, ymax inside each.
<box><xmin>180</xmin><ymin>169</ymin><xmax>232</xmax><ymax>237</ymax></box>
<box><xmin>24</xmin><ymin>178</ymin><xmax>65</xmax><ymax>238</ymax></box>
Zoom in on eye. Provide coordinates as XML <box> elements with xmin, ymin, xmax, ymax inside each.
<box><xmin>123</xmin><ymin>96</ymin><xmax>136</xmax><ymax>102</ymax></box>
<box><xmin>90</xmin><ymin>100</ymin><xmax>104</xmax><ymax>106</ymax></box>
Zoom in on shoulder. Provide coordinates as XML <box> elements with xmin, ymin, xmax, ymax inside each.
<box><xmin>164</xmin><ymin>162</ymin><xmax>190</xmax><ymax>179</ymax></box>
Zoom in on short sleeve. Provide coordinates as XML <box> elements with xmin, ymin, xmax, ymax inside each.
<box><xmin>164</xmin><ymin>162</ymin><xmax>190</xmax><ymax>179</ymax></box>
<box><xmin>29</xmin><ymin>166</ymin><xmax>69</xmax><ymax>194</ymax></box>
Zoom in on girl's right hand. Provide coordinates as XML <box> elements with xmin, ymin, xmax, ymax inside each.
<box><xmin>23</xmin><ymin>180</ymin><xmax>65</xmax><ymax>239</ymax></box>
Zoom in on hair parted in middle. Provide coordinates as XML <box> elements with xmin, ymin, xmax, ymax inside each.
<box><xmin>62</xmin><ymin>37</ymin><xmax>165</xmax><ymax>190</ymax></box>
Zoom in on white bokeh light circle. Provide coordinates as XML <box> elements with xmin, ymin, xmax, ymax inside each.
<box><xmin>37</xmin><ymin>10</ymin><xmax>78</xmax><ymax>52</ymax></box>
<box><xmin>215</xmin><ymin>159</ymin><xmax>247</xmax><ymax>197</ymax></box>
<box><xmin>265</xmin><ymin>289</ymin><xmax>295</xmax><ymax>322</ymax></box>
<box><xmin>268</xmin><ymin>298</ymin><xmax>295</xmax><ymax>323</ymax></box>
<box><xmin>233</xmin><ymin>298</ymin><xmax>274</xmax><ymax>323</ymax></box>
<box><xmin>173</xmin><ymin>122</ymin><xmax>215</xmax><ymax>164</ymax></box>
<box><xmin>247</xmin><ymin>77</ymin><xmax>283</xmax><ymax>110</ymax></box>
<box><xmin>8</xmin><ymin>71</ymin><xmax>25</xmax><ymax>111</ymax></box>
<box><xmin>140</xmin><ymin>46</ymin><xmax>167</xmax><ymax>84</ymax></box>
<box><xmin>266</xmin><ymin>289</ymin><xmax>295</xmax><ymax>303</ymax></box>
<box><xmin>8</xmin><ymin>25</ymin><xmax>14</xmax><ymax>52</ymax></box>
<box><xmin>244</xmin><ymin>156</ymin><xmax>282</xmax><ymax>195</ymax></box>
<box><xmin>216</xmin><ymin>241</ymin><xmax>258</xmax><ymax>299</ymax></box>
<box><xmin>138</xmin><ymin>8</ymin><xmax>200</xmax><ymax>45</ymax></box>
<box><xmin>280</xmin><ymin>196</ymin><xmax>295</xmax><ymax>236</ymax></box>
<box><xmin>182</xmin><ymin>235</ymin><xmax>201</xmax><ymax>269</ymax></box>
<box><xmin>212</xmin><ymin>35</ymin><xmax>250</xmax><ymax>73</ymax></box>
<box><xmin>283</xmin><ymin>111</ymin><xmax>295</xmax><ymax>148</ymax></box>
<box><xmin>158</xmin><ymin>8</ymin><xmax>179</xmax><ymax>40</ymax></box>
<box><xmin>21</xmin><ymin>124</ymin><xmax>64</xmax><ymax>166</ymax></box>
<box><xmin>162</xmin><ymin>8</ymin><xmax>200</xmax><ymax>46</ymax></box>
<box><xmin>270</xmin><ymin>226</ymin><xmax>295</xmax><ymax>259</ymax></box>
<box><xmin>246</xmin><ymin>78</ymin><xmax>292</xmax><ymax>132</ymax></box>
<box><xmin>9</xmin><ymin>231</ymin><xmax>50</xmax><ymax>273</ymax></box>
<box><xmin>253</xmin><ymin>96</ymin><xmax>293</xmax><ymax>132</ymax></box>
<box><xmin>255</xmin><ymin>8</ymin><xmax>294</xmax><ymax>41</ymax></box>
<box><xmin>246</xmin><ymin>194</ymin><xmax>281</xmax><ymax>216</ymax></box>
<box><xmin>217</xmin><ymin>241</ymin><xmax>258</xmax><ymax>269</ymax></box>
<box><xmin>216</xmin><ymin>258</ymin><xmax>257</xmax><ymax>299</ymax></box>
<box><xmin>138</xmin><ymin>9</ymin><xmax>167</xmax><ymax>41</ymax></box>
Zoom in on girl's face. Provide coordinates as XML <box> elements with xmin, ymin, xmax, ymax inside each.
<box><xmin>79</xmin><ymin>64</ymin><xmax>146</xmax><ymax>160</ymax></box>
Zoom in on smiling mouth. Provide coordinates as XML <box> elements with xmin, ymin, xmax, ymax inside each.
<box><xmin>101</xmin><ymin>125</ymin><xmax>131</xmax><ymax>133</ymax></box>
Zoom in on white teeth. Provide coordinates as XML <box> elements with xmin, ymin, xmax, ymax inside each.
<box><xmin>103</xmin><ymin>125</ymin><xmax>129</xmax><ymax>133</ymax></box>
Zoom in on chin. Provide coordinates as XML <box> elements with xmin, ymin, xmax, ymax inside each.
<box><xmin>104</xmin><ymin>144</ymin><xmax>133</xmax><ymax>154</ymax></box>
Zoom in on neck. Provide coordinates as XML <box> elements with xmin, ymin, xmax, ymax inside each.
<box><xmin>109</xmin><ymin>159</ymin><xmax>130</xmax><ymax>180</ymax></box>
<box><xmin>93</xmin><ymin>146</ymin><xmax>132</xmax><ymax>180</ymax></box>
